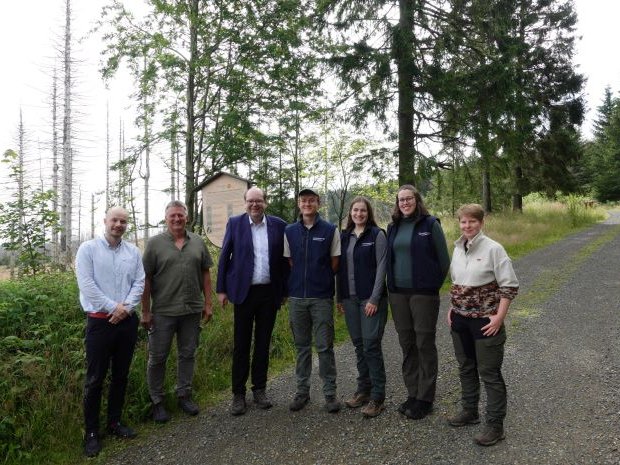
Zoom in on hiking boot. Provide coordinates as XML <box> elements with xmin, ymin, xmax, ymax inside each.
<box><xmin>474</xmin><ymin>424</ymin><xmax>506</xmax><ymax>446</ymax></box>
<box><xmin>345</xmin><ymin>391</ymin><xmax>370</xmax><ymax>409</ymax></box>
<box><xmin>397</xmin><ymin>396</ymin><xmax>416</xmax><ymax>415</ymax></box>
<box><xmin>448</xmin><ymin>410</ymin><xmax>480</xmax><ymax>427</ymax></box>
<box><xmin>178</xmin><ymin>396</ymin><xmax>199</xmax><ymax>416</ymax></box>
<box><xmin>325</xmin><ymin>395</ymin><xmax>342</xmax><ymax>413</ymax></box>
<box><xmin>83</xmin><ymin>431</ymin><xmax>101</xmax><ymax>457</ymax></box>
<box><xmin>253</xmin><ymin>389</ymin><xmax>273</xmax><ymax>410</ymax></box>
<box><xmin>404</xmin><ymin>399</ymin><xmax>433</xmax><ymax>420</ymax></box>
<box><xmin>152</xmin><ymin>402</ymin><xmax>170</xmax><ymax>423</ymax></box>
<box><xmin>107</xmin><ymin>422</ymin><xmax>137</xmax><ymax>439</ymax></box>
<box><xmin>289</xmin><ymin>393</ymin><xmax>310</xmax><ymax>411</ymax></box>
<box><xmin>361</xmin><ymin>399</ymin><xmax>385</xmax><ymax>418</ymax></box>
<box><xmin>230</xmin><ymin>394</ymin><xmax>247</xmax><ymax>416</ymax></box>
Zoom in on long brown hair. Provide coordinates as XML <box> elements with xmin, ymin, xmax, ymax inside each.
<box><xmin>390</xmin><ymin>184</ymin><xmax>429</xmax><ymax>223</ymax></box>
<box><xmin>345</xmin><ymin>196</ymin><xmax>378</xmax><ymax>232</ymax></box>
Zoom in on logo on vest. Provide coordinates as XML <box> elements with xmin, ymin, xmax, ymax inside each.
<box><xmin>312</xmin><ymin>237</ymin><xmax>326</xmax><ymax>241</ymax></box>
<box><xmin>418</xmin><ymin>232</ymin><xmax>431</xmax><ymax>236</ymax></box>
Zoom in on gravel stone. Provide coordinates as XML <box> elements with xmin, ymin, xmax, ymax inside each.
<box><xmin>104</xmin><ymin>212</ymin><xmax>620</xmax><ymax>465</ymax></box>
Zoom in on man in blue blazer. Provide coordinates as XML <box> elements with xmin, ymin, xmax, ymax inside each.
<box><xmin>217</xmin><ymin>187</ymin><xmax>289</xmax><ymax>415</ymax></box>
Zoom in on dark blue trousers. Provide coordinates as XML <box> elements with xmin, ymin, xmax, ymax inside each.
<box><xmin>232</xmin><ymin>284</ymin><xmax>278</xmax><ymax>395</ymax></box>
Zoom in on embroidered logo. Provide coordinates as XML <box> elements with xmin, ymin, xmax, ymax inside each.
<box><xmin>361</xmin><ymin>242</ymin><xmax>374</xmax><ymax>246</ymax></box>
<box><xmin>418</xmin><ymin>232</ymin><xmax>431</xmax><ymax>236</ymax></box>
<box><xmin>312</xmin><ymin>237</ymin><xmax>326</xmax><ymax>241</ymax></box>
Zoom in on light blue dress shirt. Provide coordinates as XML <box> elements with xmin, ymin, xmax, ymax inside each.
<box><xmin>249</xmin><ymin>214</ymin><xmax>271</xmax><ymax>285</ymax></box>
<box><xmin>75</xmin><ymin>236</ymin><xmax>145</xmax><ymax>314</ymax></box>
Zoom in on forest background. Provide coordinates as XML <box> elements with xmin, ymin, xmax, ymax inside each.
<box><xmin>1</xmin><ymin>0</ymin><xmax>620</xmax><ymax>463</ymax></box>
<box><xmin>1</xmin><ymin>0</ymin><xmax>620</xmax><ymax>271</ymax></box>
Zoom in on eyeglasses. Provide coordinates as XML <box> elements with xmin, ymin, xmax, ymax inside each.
<box><xmin>398</xmin><ymin>196</ymin><xmax>415</xmax><ymax>204</ymax></box>
<box><xmin>246</xmin><ymin>200</ymin><xmax>264</xmax><ymax>205</ymax></box>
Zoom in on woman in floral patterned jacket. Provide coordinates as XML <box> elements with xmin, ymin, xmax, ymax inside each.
<box><xmin>447</xmin><ymin>203</ymin><xmax>518</xmax><ymax>447</ymax></box>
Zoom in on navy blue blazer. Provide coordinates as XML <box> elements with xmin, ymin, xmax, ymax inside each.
<box><xmin>216</xmin><ymin>213</ymin><xmax>289</xmax><ymax>305</ymax></box>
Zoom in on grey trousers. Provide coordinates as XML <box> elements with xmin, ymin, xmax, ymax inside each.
<box><xmin>343</xmin><ymin>296</ymin><xmax>388</xmax><ymax>401</ymax></box>
<box><xmin>147</xmin><ymin>312</ymin><xmax>201</xmax><ymax>404</ymax></box>
<box><xmin>389</xmin><ymin>293</ymin><xmax>440</xmax><ymax>403</ymax></box>
<box><xmin>451</xmin><ymin>321</ymin><xmax>507</xmax><ymax>425</ymax></box>
<box><xmin>288</xmin><ymin>298</ymin><xmax>337</xmax><ymax>397</ymax></box>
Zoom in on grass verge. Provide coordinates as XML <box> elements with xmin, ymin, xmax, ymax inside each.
<box><xmin>0</xmin><ymin>200</ymin><xmax>610</xmax><ymax>464</ymax></box>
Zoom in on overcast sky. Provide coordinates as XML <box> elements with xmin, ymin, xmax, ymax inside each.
<box><xmin>0</xmin><ymin>0</ymin><xmax>618</xmax><ymax>231</ymax></box>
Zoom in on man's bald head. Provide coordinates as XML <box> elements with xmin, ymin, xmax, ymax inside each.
<box><xmin>104</xmin><ymin>206</ymin><xmax>129</xmax><ymax>243</ymax></box>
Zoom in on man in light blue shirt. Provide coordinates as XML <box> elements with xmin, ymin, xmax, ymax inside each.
<box><xmin>75</xmin><ymin>206</ymin><xmax>145</xmax><ymax>457</ymax></box>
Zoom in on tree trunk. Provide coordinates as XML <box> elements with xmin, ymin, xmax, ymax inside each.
<box><xmin>142</xmin><ymin>66</ymin><xmax>151</xmax><ymax>242</ymax></box>
<box><xmin>395</xmin><ymin>0</ymin><xmax>416</xmax><ymax>187</ymax></box>
<box><xmin>184</xmin><ymin>0</ymin><xmax>199</xmax><ymax>229</ymax></box>
<box><xmin>477</xmin><ymin>123</ymin><xmax>493</xmax><ymax>213</ymax></box>
<box><xmin>60</xmin><ymin>0</ymin><xmax>73</xmax><ymax>264</ymax></box>
<box><xmin>511</xmin><ymin>165</ymin><xmax>524</xmax><ymax>212</ymax></box>
<box><xmin>51</xmin><ymin>68</ymin><xmax>59</xmax><ymax>260</ymax></box>
<box><xmin>106</xmin><ymin>103</ymin><xmax>110</xmax><ymax>209</ymax></box>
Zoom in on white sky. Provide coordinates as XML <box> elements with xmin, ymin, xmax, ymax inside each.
<box><xmin>0</xmin><ymin>0</ymin><xmax>618</xmax><ymax>234</ymax></box>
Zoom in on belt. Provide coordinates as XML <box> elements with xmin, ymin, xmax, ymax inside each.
<box><xmin>88</xmin><ymin>312</ymin><xmax>110</xmax><ymax>319</ymax></box>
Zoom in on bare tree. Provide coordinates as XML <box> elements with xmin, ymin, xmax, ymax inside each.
<box><xmin>106</xmin><ymin>102</ymin><xmax>111</xmax><ymax>209</ymax></box>
<box><xmin>51</xmin><ymin>67</ymin><xmax>60</xmax><ymax>259</ymax></box>
<box><xmin>60</xmin><ymin>0</ymin><xmax>74</xmax><ymax>264</ymax></box>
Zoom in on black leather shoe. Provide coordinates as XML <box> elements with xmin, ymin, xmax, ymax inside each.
<box><xmin>404</xmin><ymin>399</ymin><xmax>433</xmax><ymax>420</ymax></box>
<box><xmin>398</xmin><ymin>396</ymin><xmax>416</xmax><ymax>415</ymax></box>
<box><xmin>83</xmin><ymin>432</ymin><xmax>101</xmax><ymax>457</ymax></box>
<box><xmin>178</xmin><ymin>396</ymin><xmax>200</xmax><ymax>416</ymax></box>
<box><xmin>152</xmin><ymin>402</ymin><xmax>171</xmax><ymax>423</ymax></box>
<box><xmin>107</xmin><ymin>422</ymin><xmax>137</xmax><ymax>439</ymax></box>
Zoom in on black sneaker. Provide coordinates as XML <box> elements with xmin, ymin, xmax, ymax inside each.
<box><xmin>178</xmin><ymin>396</ymin><xmax>199</xmax><ymax>416</ymax></box>
<box><xmin>289</xmin><ymin>393</ymin><xmax>310</xmax><ymax>411</ymax></box>
<box><xmin>107</xmin><ymin>422</ymin><xmax>137</xmax><ymax>439</ymax></box>
<box><xmin>83</xmin><ymin>431</ymin><xmax>101</xmax><ymax>457</ymax></box>
<box><xmin>152</xmin><ymin>402</ymin><xmax>171</xmax><ymax>423</ymax></box>
<box><xmin>325</xmin><ymin>395</ymin><xmax>341</xmax><ymax>413</ymax></box>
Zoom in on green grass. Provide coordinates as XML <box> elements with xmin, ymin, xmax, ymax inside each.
<box><xmin>0</xmin><ymin>198</ymin><xmax>612</xmax><ymax>465</ymax></box>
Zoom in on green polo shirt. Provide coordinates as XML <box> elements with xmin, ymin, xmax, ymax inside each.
<box><xmin>143</xmin><ymin>230</ymin><xmax>213</xmax><ymax>316</ymax></box>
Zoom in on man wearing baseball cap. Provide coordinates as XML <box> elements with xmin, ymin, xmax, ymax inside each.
<box><xmin>284</xmin><ymin>188</ymin><xmax>342</xmax><ymax>413</ymax></box>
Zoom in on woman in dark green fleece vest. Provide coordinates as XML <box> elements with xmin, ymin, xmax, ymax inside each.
<box><xmin>386</xmin><ymin>185</ymin><xmax>450</xmax><ymax>420</ymax></box>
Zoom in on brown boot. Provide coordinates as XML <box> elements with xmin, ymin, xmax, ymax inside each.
<box><xmin>474</xmin><ymin>424</ymin><xmax>505</xmax><ymax>446</ymax></box>
<box><xmin>361</xmin><ymin>399</ymin><xmax>385</xmax><ymax>418</ymax></box>
<box><xmin>345</xmin><ymin>392</ymin><xmax>370</xmax><ymax>408</ymax></box>
<box><xmin>447</xmin><ymin>409</ymin><xmax>480</xmax><ymax>427</ymax></box>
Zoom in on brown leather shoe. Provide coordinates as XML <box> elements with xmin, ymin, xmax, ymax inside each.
<box><xmin>361</xmin><ymin>399</ymin><xmax>385</xmax><ymax>418</ymax></box>
<box><xmin>345</xmin><ymin>392</ymin><xmax>370</xmax><ymax>408</ymax></box>
<box><xmin>474</xmin><ymin>424</ymin><xmax>505</xmax><ymax>446</ymax></box>
<box><xmin>447</xmin><ymin>409</ymin><xmax>480</xmax><ymax>427</ymax></box>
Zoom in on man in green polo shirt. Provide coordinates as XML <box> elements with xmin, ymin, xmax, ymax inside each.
<box><xmin>141</xmin><ymin>200</ymin><xmax>214</xmax><ymax>423</ymax></box>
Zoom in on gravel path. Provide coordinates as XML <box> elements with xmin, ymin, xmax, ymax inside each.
<box><xmin>105</xmin><ymin>214</ymin><xmax>620</xmax><ymax>465</ymax></box>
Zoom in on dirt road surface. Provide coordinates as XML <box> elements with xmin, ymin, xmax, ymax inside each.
<box><xmin>104</xmin><ymin>214</ymin><xmax>620</xmax><ymax>465</ymax></box>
